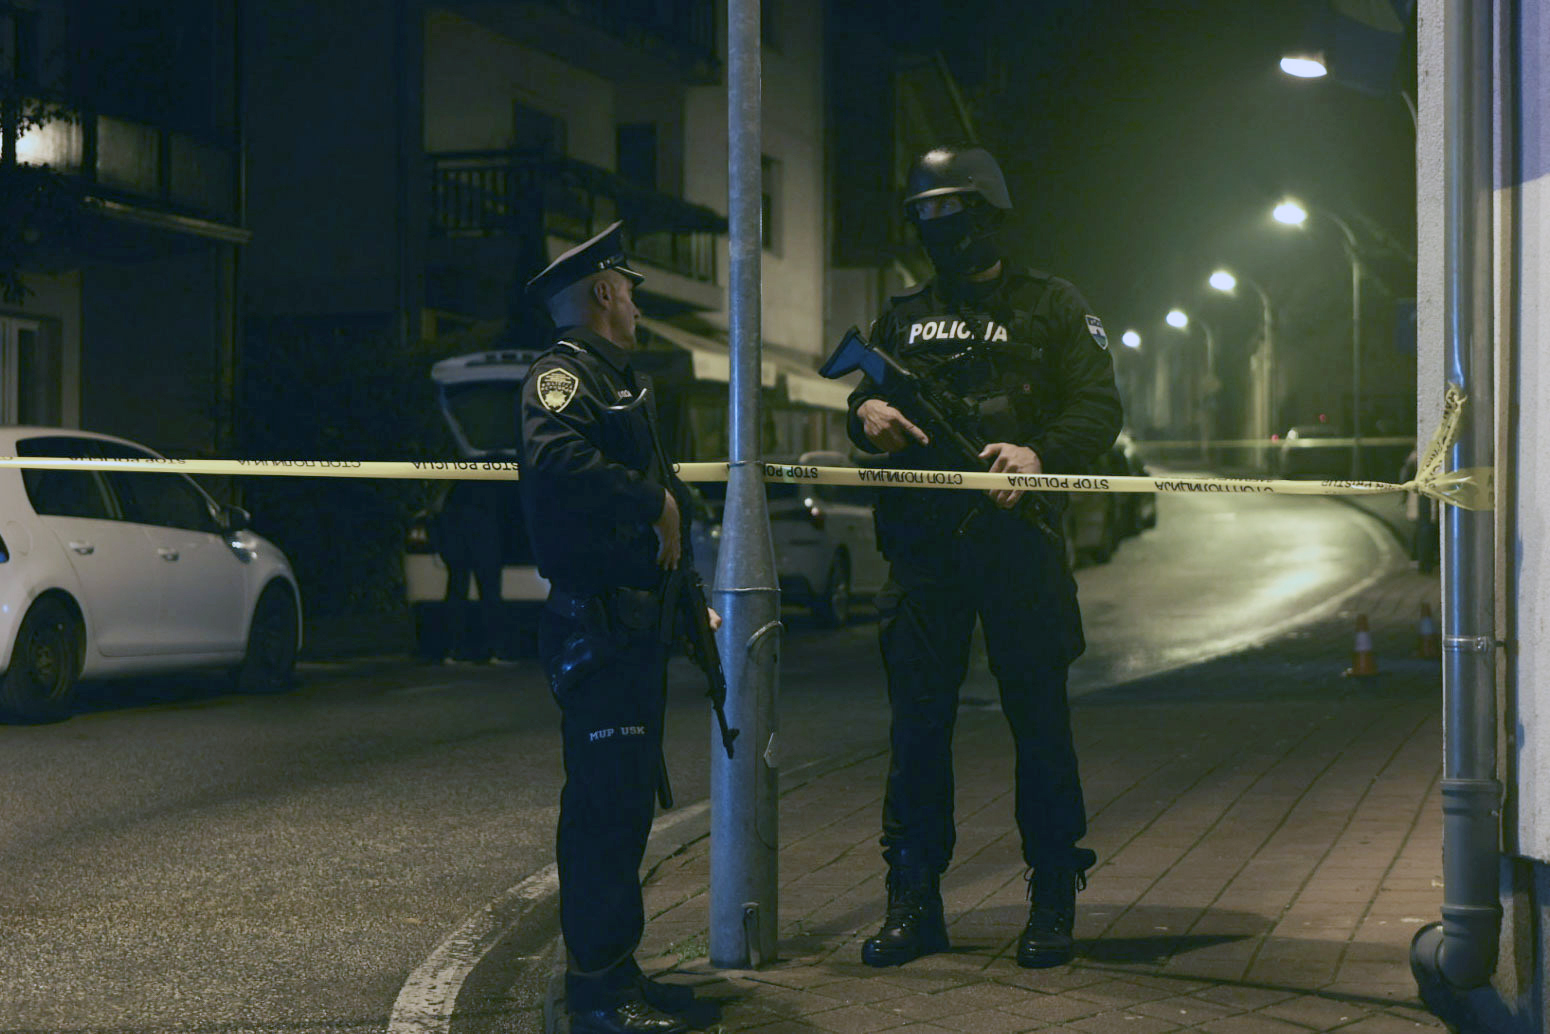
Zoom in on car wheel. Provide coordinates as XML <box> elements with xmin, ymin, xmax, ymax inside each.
<box><xmin>235</xmin><ymin>582</ymin><xmax>299</xmax><ymax>694</ymax></box>
<box><xmin>814</xmin><ymin>553</ymin><xmax>851</xmax><ymax>628</ymax></box>
<box><xmin>0</xmin><ymin>597</ymin><xmax>80</xmax><ymax>723</ymax></box>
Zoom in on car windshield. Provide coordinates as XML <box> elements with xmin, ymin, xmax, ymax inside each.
<box><xmin>443</xmin><ymin>382</ymin><xmax>522</xmax><ymax>454</ymax></box>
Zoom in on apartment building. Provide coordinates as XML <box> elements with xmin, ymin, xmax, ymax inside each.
<box><xmin>0</xmin><ymin>0</ymin><xmax>245</xmax><ymax>457</ymax></box>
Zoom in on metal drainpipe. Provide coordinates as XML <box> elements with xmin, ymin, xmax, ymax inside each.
<box><xmin>1410</xmin><ymin>0</ymin><xmax>1502</xmax><ymax>1000</ymax></box>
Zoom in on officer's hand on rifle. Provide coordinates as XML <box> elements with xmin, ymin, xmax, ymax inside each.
<box><xmin>653</xmin><ymin>489</ymin><xmax>682</xmax><ymax>568</ymax></box>
<box><xmin>980</xmin><ymin>442</ymin><xmax>1042</xmax><ymax>509</ymax></box>
<box><xmin>858</xmin><ymin>399</ymin><xmax>931</xmax><ymax>453</ymax></box>
<box><xmin>707</xmin><ymin>607</ymin><xmax>722</xmax><ymax>632</ymax></box>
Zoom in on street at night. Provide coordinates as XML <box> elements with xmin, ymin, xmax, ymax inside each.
<box><xmin>0</xmin><ymin>489</ymin><xmax>1428</xmax><ymax>1031</ymax></box>
<box><xmin>4</xmin><ymin>0</ymin><xmax>1548</xmax><ymax>1030</ymax></box>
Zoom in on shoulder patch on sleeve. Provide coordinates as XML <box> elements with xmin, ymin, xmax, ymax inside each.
<box><xmin>536</xmin><ymin>367</ymin><xmax>580</xmax><ymax>411</ymax></box>
<box><xmin>1084</xmin><ymin>314</ymin><xmax>1109</xmax><ymax>350</ymax></box>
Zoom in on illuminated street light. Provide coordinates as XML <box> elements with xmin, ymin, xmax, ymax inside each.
<box><xmin>1273</xmin><ymin>199</ymin><xmax>1309</xmax><ymax>227</ymax></box>
<box><xmin>1121</xmin><ymin>329</ymin><xmax>1141</xmax><ymax>349</ymax></box>
<box><xmin>1270</xmin><ymin>199</ymin><xmax>1366</xmax><ymax>477</ymax></box>
<box><xmin>1279</xmin><ymin>53</ymin><xmax>1328</xmax><ymax>79</ymax></box>
<box><xmin>1165</xmin><ymin>309</ymin><xmax>1217</xmax><ymax>461</ymax></box>
<box><xmin>1208</xmin><ymin>267</ymin><xmax>1279</xmax><ymax>464</ymax></box>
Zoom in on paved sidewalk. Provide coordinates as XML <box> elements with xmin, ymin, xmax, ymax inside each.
<box><xmin>613</xmin><ymin>569</ymin><xmax>1447</xmax><ymax>1033</ymax></box>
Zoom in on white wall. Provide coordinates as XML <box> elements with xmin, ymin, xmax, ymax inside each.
<box><xmin>424</xmin><ymin>1</ymin><xmax>830</xmax><ymax>363</ymax></box>
<box><xmin>684</xmin><ymin>0</ymin><xmax>827</xmax><ymax>361</ymax></box>
<box><xmin>1511</xmin><ymin>0</ymin><xmax>1550</xmax><ymax>863</ymax></box>
<box><xmin>423</xmin><ymin>9</ymin><xmax>614</xmax><ymax>167</ymax></box>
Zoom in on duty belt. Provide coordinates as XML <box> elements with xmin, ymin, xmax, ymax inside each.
<box><xmin>547</xmin><ymin>585</ymin><xmax>661</xmax><ymax>631</ymax></box>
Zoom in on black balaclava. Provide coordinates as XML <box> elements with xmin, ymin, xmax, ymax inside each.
<box><xmin>914</xmin><ymin>200</ymin><xmax>1003</xmax><ymax>279</ymax></box>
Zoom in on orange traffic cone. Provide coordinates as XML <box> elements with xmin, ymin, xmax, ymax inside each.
<box><xmin>1417</xmin><ymin>603</ymin><xmax>1441</xmax><ymax>659</ymax></box>
<box><xmin>1344</xmin><ymin>614</ymin><xmax>1380</xmax><ymax>678</ymax></box>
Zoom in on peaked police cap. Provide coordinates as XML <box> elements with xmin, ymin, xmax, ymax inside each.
<box><xmin>525</xmin><ymin>220</ymin><xmax>646</xmax><ymax>300</ymax></box>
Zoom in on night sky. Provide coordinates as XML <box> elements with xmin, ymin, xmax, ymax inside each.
<box><xmin>899</xmin><ymin>0</ymin><xmax>1418</xmax><ymax>362</ymax></box>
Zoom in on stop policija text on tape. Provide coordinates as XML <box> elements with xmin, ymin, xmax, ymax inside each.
<box><xmin>0</xmin><ymin>381</ymin><xmax>1488</xmax><ymax>505</ymax></box>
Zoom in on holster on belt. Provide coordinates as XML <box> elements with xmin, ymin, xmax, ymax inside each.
<box><xmin>545</xmin><ymin>590</ymin><xmax>661</xmax><ymax>689</ymax></box>
<box><xmin>546</xmin><ymin>585</ymin><xmax>674</xmax><ymax>810</ymax></box>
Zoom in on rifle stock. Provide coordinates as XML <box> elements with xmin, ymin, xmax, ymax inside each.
<box><xmin>665</xmin><ymin>570</ymin><xmax>739</xmax><ymax>759</ymax></box>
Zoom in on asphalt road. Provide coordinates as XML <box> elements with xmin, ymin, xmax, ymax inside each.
<box><xmin>0</xmin><ymin>490</ymin><xmax>1400</xmax><ymax>1033</ymax></box>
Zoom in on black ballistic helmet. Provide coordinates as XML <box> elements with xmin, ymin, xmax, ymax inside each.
<box><xmin>903</xmin><ymin>145</ymin><xmax>1013</xmax><ymax>215</ymax></box>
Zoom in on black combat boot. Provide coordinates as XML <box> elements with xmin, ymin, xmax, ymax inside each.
<box><xmin>1017</xmin><ymin>847</ymin><xmax>1097</xmax><ymax>969</ymax></box>
<box><xmin>570</xmin><ymin>991</ymin><xmax>689</xmax><ymax>1034</ymax></box>
<box><xmin>861</xmin><ymin>866</ymin><xmax>949</xmax><ymax>967</ymax></box>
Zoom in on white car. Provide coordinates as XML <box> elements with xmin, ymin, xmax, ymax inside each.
<box><xmin>702</xmin><ymin>449</ymin><xmax>889</xmax><ymax>626</ymax></box>
<box><xmin>0</xmin><ymin>427</ymin><xmax>302</xmax><ymax>721</ymax></box>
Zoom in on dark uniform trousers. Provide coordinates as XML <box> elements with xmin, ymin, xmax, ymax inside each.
<box><xmin>540</xmin><ymin>605</ymin><xmax>668</xmax><ymax>1009</ymax></box>
<box><xmin>879</xmin><ymin>507</ymin><xmax>1086</xmax><ymax>874</ymax></box>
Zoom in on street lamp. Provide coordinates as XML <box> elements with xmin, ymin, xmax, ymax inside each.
<box><xmin>1121</xmin><ymin>329</ymin><xmax>1141</xmax><ymax>349</ymax></box>
<box><xmin>1279</xmin><ymin>53</ymin><xmax>1328</xmax><ymax>79</ymax></box>
<box><xmin>1273</xmin><ymin>200</ymin><xmax>1309</xmax><ymax>226</ymax></box>
<box><xmin>1165</xmin><ymin>308</ymin><xmax>1217</xmax><ymax>460</ymax></box>
<box><xmin>1271</xmin><ymin>197</ymin><xmax>1365</xmax><ymax>478</ymax></box>
<box><xmin>1276</xmin><ymin>47</ymin><xmax>1417</xmax><ymax>128</ymax></box>
<box><xmin>1208</xmin><ymin>267</ymin><xmax>1279</xmax><ymax>468</ymax></box>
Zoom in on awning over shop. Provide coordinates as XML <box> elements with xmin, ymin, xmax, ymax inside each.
<box><xmin>638</xmin><ymin>316</ymin><xmax>859</xmax><ymax>414</ymax></box>
<box><xmin>639</xmin><ymin>316</ymin><xmax>776</xmax><ymax>388</ymax></box>
<box><xmin>780</xmin><ymin>366</ymin><xmax>856</xmax><ymax>412</ymax></box>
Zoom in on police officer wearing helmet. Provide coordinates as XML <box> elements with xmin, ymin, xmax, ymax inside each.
<box><xmin>848</xmin><ymin>146</ymin><xmax>1123</xmax><ymax>969</ymax></box>
<box><xmin>519</xmin><ymin>221</ymin><xmax>711</xmax><ymax>1034</ymax></box>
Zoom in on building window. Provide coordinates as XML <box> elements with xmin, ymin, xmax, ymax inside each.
<box><xmin>761</xmin><ymin>154</ymin><xmax>782</xmax><ymax>254</ymax></box>
<box><xmin>617</xmin><ymin>123</ymin><xmax>658</xmax><ymax>191</ymax></box>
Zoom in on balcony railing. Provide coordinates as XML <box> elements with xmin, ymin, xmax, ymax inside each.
<box><xmin>429</xmin><ymin>150</ymin><xmax>724</xmax><ymax>285</ymax></box>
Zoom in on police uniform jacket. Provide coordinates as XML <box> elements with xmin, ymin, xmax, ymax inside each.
<box><xmin>519</xmin><ymin>327</ymin><xmax>691</xmax><ymax>594</ymax></box>
<box><xmin>846</xmin><ymin>266</ymin><xmax>1124</xmax><ymax>558</ymax></box>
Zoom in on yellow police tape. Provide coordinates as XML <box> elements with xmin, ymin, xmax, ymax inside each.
<box><xmin>0</xmin><ymin>389</ymin><xmax>1490</xmax><ymax>510</ymax></box>
<box><xmin>1138</xmin><ymin>435</ymin><xmax>1415</xmax><ymax>449</ymax></box>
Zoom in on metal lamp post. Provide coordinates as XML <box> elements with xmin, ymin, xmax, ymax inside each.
<box><xmin>1272</xmin><ymin>199</ymin><xmax>1366</xmax><ymax>479</ymax></box>
<box><xmin>711</xmin><ymin>0</ymin><xmax>780</xmax><ymax>970</ymax></box>
<box><xmin>1165</xmin><ymin>308</ymin><xmax>1217</xmax><ymax>460</ymax></box>
<box><xmin>1207</xmin><ymin>268</ymin><xmax>1278</xmax><ymax>468</ymax></box>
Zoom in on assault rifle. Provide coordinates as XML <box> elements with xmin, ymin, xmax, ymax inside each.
<box><xmin>662</xmin><ymin>568</ymin><xmax>739</xmax><ymax>760</ymax></box>
<box><xmin>819</xmin><ymin>325</ymin><xmax>1059</xmax><ymax>541</ymax></box>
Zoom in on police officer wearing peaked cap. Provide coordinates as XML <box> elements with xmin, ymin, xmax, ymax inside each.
<box><xmin>848</xmin><ymin>146</ymin><xmax>1124</xmax><ymax>970</ymax></box>
<box><xmin>519</xmin><ymin>221</ymin><xmax>709</xmax><ymax>1034</ymax></box>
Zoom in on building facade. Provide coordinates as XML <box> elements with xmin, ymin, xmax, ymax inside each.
<box><xmin>1</xmin><ymin>0</ymin><xmax>246</xmax><ymax>458</ymax></box>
